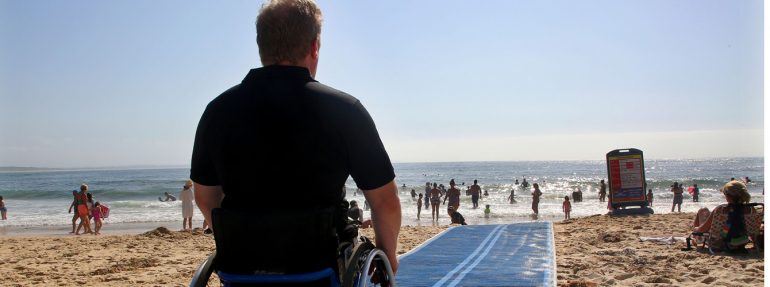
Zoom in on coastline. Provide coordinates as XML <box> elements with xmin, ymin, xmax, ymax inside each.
<box><xmin>0</xmin><ymin>221</ymin><xmax>184</xmax><ymax>237</ymax></box>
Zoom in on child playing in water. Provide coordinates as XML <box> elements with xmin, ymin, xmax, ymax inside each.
<box><xmin>562</xmin><ymin>196</ymin><xmax>571</xmax><ymax>220</ymax></box>
<box><xmin>508</xmin><ymin>189</ymin><xmax>516</xmax><ymax>203</ymax></box>
<box><xmin>417</xmin><ymin>193</ymin><xmax>423</xmax><ymax>220</ymax></box>
<box><xmin>484</xmin><ymin>204</ymin><xmax>491</xmax><ymax>218</ymax></box>
<box><xmin>647</xmin><ymin>189</ymin><xmax>653</xmax><ymax>206</ymax></box>
<box><xmin>0</xmin><ymin>196</ymin><xmax>6</xmax><ymax>220</ymax></box>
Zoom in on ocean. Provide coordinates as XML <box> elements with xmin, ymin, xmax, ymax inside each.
<box><xmin>0</xmin><ymin>158</ymin><xmax>763</xmax><ymax>230</ymax></box>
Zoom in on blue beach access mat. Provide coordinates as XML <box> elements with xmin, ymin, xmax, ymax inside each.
<box><xmin>396</xmin><ymin>222</ymin><xmax>556</xmax><ymax>287</ymax></box>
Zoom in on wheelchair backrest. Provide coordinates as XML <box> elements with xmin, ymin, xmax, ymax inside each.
<box><xmin>212</xmin><ymin>207</ymin><xmax>339</xmax><ymax>275</ymax></box>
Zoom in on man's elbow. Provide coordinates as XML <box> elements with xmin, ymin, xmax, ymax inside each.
<box><xmin>373</xmin><ymin>193</ymin><xmax>401</xmax><ymax>213</ymax></box>
<box><xmin>364</xmin><ymin>181</ymin><xmax>401</xmax><ymax>212</ymax></box>
<box><xmin>382</xmin><ymin>195</ymin><xmax>401</xmax><ymax>212</ymax></box>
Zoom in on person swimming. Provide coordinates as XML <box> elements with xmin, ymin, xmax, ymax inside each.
<box><xmin>159</xmin><ymin>192</ymin><xmax>177</xmax><ymax>202</ymax></box>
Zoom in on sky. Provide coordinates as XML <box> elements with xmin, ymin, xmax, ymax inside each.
<box><xmin>0</xmin><ymin>0</ymin><xmax>764</xmax><ymax>168</ymax></box>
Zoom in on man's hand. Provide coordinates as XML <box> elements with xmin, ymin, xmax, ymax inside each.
<box><xmin>363</xmin><ymin>180</ymin><xmax>401</xmax><ymax>274</ymax></box>
<box><xmin>194</xmin><ymin>183</ymin><xmax>224</xmax><ymax>232</ymax></box>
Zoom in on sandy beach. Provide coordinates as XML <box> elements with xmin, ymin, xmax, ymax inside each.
<box><xmin>0</xmin><ymin>225</ymin><xmax>448</xmax><ymax>286</ymax></box>
<box><xmin>0</xmin><ymin>213</ymin><xmax>763</xmax><ymax>286</ymax></box>
<box><xmin>555</xmin><ymin>212</ymin><xmax>764</xmax><ymax>286</ymax></box>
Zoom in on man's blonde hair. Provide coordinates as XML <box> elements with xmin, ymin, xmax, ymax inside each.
<box><xmin>257</xmin><ymin>0</ymin><xmax>322</xmax><ymax>65</ymax></box>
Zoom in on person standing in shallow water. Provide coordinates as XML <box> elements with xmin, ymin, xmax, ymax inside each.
<box><xmin>417</xmin><ymin>193</ymin><xmax>423</xmax><ymax>220</ymax></box>
<box><xmin>443</xmin><ymin>179</ymin><xmax>461</xmax><ymax>216</ymax></box>
<box><xmin>691</xmin><ymin>184</ymin><xmax>699</xmax><ymax>202</ymax></box>
<box><xmin>0</xmin><ymin>196</ymin><xmax>6</xmax><ymax>220</ymax></box>
<box><xmin>647</xmin><ymin>189</ymin><xmax>653</xmax><ymax>206</ymax></box>
<box><xmin>531</xmin><ymin>183</ymin><xmax>542</xmax><ymax>215</ymax></box>
<box><xmin>470</xmin><ymin>179</ymin><xmax>481</xmax><ymax>208</ymax></box>
<box><xmin>671</xmin><ymin>182</ymin><xmax>684</xmax><ymax>213</ymax></box>
<box><xmin>429</xmin><ymin>183</ymin><xmax>441</xmax><ymax>221</ymax></box>
<box><xmin>599</xmin><ymin>180</ymin><xmax>607</xmax><ymax>203</ymax></box>
<box><xmin>562</xmin><ymin>196</ymin><xmax>571</xmax><ymax>220</ymax></box>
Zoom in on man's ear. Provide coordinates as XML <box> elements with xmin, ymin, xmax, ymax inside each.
<box><xmin>311</xmin><ymin>37</ymin><xmax>320</xmax><ymax>59</ymax></box>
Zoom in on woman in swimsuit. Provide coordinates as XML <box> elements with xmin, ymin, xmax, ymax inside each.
<box><xmin>531</xmin><ymin>183</ymin><xmax>542</xmax><ymax>215</ymax></box>
<box><xmin>430</xmin><ymin>183</ymin><xmax>441</xmax><ymax>221</ymax></box>
<box><xmin>671</xmin><ymin>182</ymin><xmax>684</xmax><ymax>213</ymax></box>
<box><xmin>77</xmin><ymin>193</ymin><xmax>95</xmax><ymax>234</ymax></box>
<box><xmin>0</xmin><ymin>196</ymin><xmax>7</xmax><ymax>220</ymax></box>
<box><xmin>75</xmin><ymin>184</ymin><xmax>93</xmax><ymax>235</ymax></box>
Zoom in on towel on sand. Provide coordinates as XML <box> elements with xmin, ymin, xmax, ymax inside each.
<box><xmin>639</xmin><ymin>236</ymin><xmax>687</xmax><ymax>245</ymax></box>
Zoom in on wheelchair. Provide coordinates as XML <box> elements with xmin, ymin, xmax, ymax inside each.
<box><xmin>189</xmin><ymin>203</ymin><xmax>395</xmax><ymax>287</ymax></box>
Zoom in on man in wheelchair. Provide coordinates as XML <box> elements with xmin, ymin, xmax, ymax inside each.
<box><xmin>189</xmin><ymin>0</ymin><xmax>401</xmax><ymax>285</ymax></box>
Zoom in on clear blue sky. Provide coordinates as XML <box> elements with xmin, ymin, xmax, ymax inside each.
<box><xmin>0</xmin><ymin>0</ymin><xmax>764</xmax><ymax>167</ymax></box>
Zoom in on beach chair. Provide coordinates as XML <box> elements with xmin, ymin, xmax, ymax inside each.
<box><xmin>189</xmin><ymin>202</ymin><xmax>395</xmax><ymax>287</ymax></box>
<box><xmin>691</xmin><ymin>203</ymin><xmax>763</xmax><ymax>254</ymax></box>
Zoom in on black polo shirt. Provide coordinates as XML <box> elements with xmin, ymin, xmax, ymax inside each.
<box><xmin>190</xmin><ymin>65</ymin><xmax>395</xmax><ymax>211</ymax></box>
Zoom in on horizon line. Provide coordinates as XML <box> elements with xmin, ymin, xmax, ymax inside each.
<box><xmin>0</xmin><ymin>156</ymin><xmax>763</xmax><ymax>171</ymax></box>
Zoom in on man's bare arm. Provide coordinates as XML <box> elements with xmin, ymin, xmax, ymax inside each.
<box><xmin>363</xmin><ymin>180</ymin><xmax>402</xmax><ymax>273</ymax></box>
<box><xmin>194</xmin><ymin>183</ymin><xmax>224</xmax><ymax>231</ymax></box>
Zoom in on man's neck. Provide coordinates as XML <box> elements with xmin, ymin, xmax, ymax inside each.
<box><xmin>270</xmin><ymin>57</ymin><xmax>316</xmax><ymax>77</ymax></box>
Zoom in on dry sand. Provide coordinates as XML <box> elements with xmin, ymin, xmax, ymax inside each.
<box><xmin>0</xmin><ymin>225</ymin><xmax>447</xmax><ymax>286</ymax></box>
<box><xmin>555</xmin><ymin>212</ymin><xmax>764</xmax><ymax>287</ymax></box>
<box><xmin>0</xmin><ymin>213</ymin><xmax>763</xmax><ymax>286</ymax></box>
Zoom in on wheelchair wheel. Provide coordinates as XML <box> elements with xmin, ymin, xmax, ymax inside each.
<box><xmin>341</xmin><ymin>240</ymin><xmax>395</xmax><ymax>287</ymax></box>
<box><xmin>190</xmin><ymin>252</ymin><xmax>220</xmax><ymax>287</ymax></box>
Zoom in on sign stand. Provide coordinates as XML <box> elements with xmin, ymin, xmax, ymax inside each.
<box><xmin>606</xmin><ymin>148</ymin><xmax>653</xmax><ymax>214</ymax></box>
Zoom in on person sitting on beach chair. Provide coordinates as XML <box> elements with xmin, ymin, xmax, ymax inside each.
<box><xmin>691</xmin><ymin>180</ymin><xmax>763</xmax><ymax>253</ymax></box>
<box><xmin>691</xmin><ymin>207</ymin><xmax>712</xmax><ymax>245</ymax></box>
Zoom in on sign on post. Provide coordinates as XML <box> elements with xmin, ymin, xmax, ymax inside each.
<box><xmin>606</xmin><ymin>148</ymin><xmax>648</xmax><ymax>209</ymax></box>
